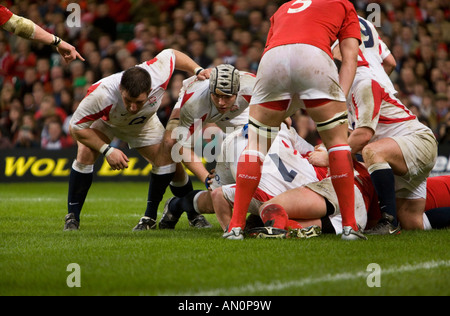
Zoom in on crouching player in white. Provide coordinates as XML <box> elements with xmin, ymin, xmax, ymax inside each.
<box><xmin>340</xmin><ymin>17</ymin><xmax>438</xmax><ymax>234</ymax></box>
<box><xmin>158</xmin><ymin>64</ymin><xmax>255</xmax><ymax>229</ymax></box>
<box><xmin>64</xmin><ymin>49</ymin><xmax>209</xmax><ymax>231</ymax></box>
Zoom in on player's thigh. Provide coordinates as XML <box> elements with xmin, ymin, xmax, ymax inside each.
<box><xmin>362</xmin><ymin>137</ymin><xmax>408</xmax><ymax>175</ymax></box>
<box><xmin>305</xmin><ymin>100</ymin><xmax>348</xmax><ymax>124</ymax></box>
<box><xmin>249</xmin><ymin>104</ymin><xmax>286</xmax><ymax>128</ymax></box>
<box><xmin>305</xmin><ymin>100</ymin><xmax>349</xmax><ymax>147</ymax></box>
<box><xmin>266</xmin><ymin>187</ymin><xmax>327</xmax><ymax>220</ymax></box>
<box><xmin>391</xmin><ymin>131</ymin><xmax>437</xmax><ymax>179</ymax></box>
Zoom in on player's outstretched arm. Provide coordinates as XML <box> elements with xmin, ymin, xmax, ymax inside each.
<box><xmin>30</xmin><ymin>22</ymin><xmax>85</xmax><ymax>63</ymax></box>
<box><xmin>172</xmin><ymin>49</ymin><xmax>211</xmax><ymax>80</ymax></box>
<box><xmin>1</xmin><ymin>8</ymin><xmax>84</xmax><ymax>63</ymax></box>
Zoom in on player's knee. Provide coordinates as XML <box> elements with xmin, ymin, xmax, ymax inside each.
<box><xmin>76</xmin><ymin>145</ymin><xmax>99</xmax><ymax>165</ymax></box>
<box><xmin>362</xmin><ymin>143</ymin><xmax>386</xmax><ymax>165</ymax></box>
<box><xmin>210</xmin><ymin>187</ymin><xmax>222</xmax><ymax>201</ymax></box>
<box><xmin>210</xmin><ymin>187</ymin><xmax>227</xmax><ymax>212</ymax></box>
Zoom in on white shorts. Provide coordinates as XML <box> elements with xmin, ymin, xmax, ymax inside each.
<box><xmin>91</xmin><ymin>114</ymin><xmax>165</xmax><ymax>148</ymax></box>
<box><xmin>391</xmin><ymin>130</ymin><xmax>437</xmax><ymax>199</ymax></box>
<box><xmin>305</xmin><ymin>178</ymin><xmax>368</xmax><ymax>233</ymax></box>
<box><xmin>210</xmin><ymin>161</ymin><xmax>236</xmax><ymax>190</ymax></box>
<box><xmin>251</xmin><ymin>44</ymin><xmax>346</xmax><ymax>115</ymax></box>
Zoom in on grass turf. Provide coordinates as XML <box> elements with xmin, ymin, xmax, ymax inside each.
<box><xmin>0</xmin><ymin>182</ymin><xmax>449</xmax><ymax>296</ymax></box>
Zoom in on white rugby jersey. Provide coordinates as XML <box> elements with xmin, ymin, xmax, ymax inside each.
<box><xmin>348</xmin><ymin>17</ymin><xmax>431</xmax><ymax>142</ymax></box>
<box><xmin>71</xmin><ymin>49</ymin><xmax>175</xmax><ymax>131</ymax></box>
<box><xmin>356</xmin><ymin>16</ymin><xmax>396</xmax><ymax>95</ymax></box>
<box><xmin>258</xmin><ymin>124</ymin><xmax>327</xmax><ymax>198</ymax></box>
<box><xmin>174</xmin><ymin>71</ymin><xmax>256</xmax><ymax>136</ymax></box>
<box><xmin>215</xmin><ymin>124</ymin><xmax>327</xmax><ymax>195</ymax></box>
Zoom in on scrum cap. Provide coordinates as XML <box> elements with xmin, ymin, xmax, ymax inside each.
<box><xmin>209</xmin><ymin>64</ymin><xmax>240</xmax><ymax>96</ymax></box>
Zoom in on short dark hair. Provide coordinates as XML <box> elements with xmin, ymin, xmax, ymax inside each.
<box><xmin>120</xmin><ymin>67</ymin><xmax>151</xmax><ymax>98</ymax></box>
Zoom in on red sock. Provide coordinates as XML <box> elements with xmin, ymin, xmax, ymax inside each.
<box><xmin>228</xmin><ymin>151</ymin><xmax>263</xmax><ymax>231</ymax></box>
<box><xmin>286</xmin><ymin>220</ymin><xmax>303</xmax><ymax>230</ymax></box>
<box><xmin>328</xmin><ymin>144</ymin><xmax>358</xmax><ymax>231</ymax></box>
<box><xmin>260</xmin><ymin>204</ymin><xmax>288</xmax><ymax>229</ymax></box>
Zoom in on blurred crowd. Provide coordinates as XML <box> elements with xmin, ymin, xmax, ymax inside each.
<box><xmin>0</xmin><ymin>0</ymin><xmax>448</xmax><ymax>151</ymax></box>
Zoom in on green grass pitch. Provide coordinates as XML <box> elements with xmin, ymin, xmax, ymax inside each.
<box><xmin>1</xmin><ymin>181</ymin><xmax>449</xmax><ymax>296</ymax></box>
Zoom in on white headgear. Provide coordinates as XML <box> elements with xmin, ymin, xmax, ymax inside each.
<box><xmin>209</xmin><ymin>64</ymin><xmax>240</xmax><ymax>96</ymax></box>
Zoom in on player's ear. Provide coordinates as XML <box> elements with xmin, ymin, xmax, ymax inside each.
<box><xmin>119</xmin><ymin>84</ymin><xmax>127</xmax><ymax>97</ymax></box>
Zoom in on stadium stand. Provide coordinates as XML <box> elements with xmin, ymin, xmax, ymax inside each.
<box><xmin>0</xmin><ymin>0</ymin><xmax>448</xmax><ymax>152</ymax></box>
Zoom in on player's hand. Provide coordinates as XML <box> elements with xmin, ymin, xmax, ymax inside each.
<box><xmin>197</xmin><ymin>68</ymin><xmax>211</xmax><ymax>80</ymax></box>
<box><xmin>56</xmin><ymin>41</ymin><xmax>85</xmax><ymax>63</ymax></box>
<box><xmin>307</xmin><ymin>148</ymin><xmax>329</xmax><ymax>167</ymax></box>
<box><xmin>204</xmin><ymin>169</ymin><xmax>215</xmax><ymax>191</ymax></box>
<box><xmin>106</xmin><ymin>149</ymin><xmax>130</xmax><ymax>170</ymax></box>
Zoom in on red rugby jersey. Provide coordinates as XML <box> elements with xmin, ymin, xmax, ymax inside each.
<box><xmin>264</xmin><ymin>0</ymin><xmax>361</xmax><ymax>59</ymax></box>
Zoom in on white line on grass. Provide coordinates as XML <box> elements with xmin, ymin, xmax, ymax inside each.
<box><xmin>164</xmin><ymin>260</ymin><xmax>450</xmax><ymax>296</ymax></box>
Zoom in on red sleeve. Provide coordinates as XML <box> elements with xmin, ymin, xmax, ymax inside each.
<box><xmin>338</xmin><ymin>2</ymin><xmax>361</xmax><ymax>44</ymax></box>
<box><xmin>0</xmin><ymin>6</ymin><xmax>13</xmax><ymax>26</ymax></box>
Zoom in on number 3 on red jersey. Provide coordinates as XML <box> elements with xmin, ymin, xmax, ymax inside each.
<box><xmin>288</xmin><ymin>0</ymin><xmax>312</xmax><ymax>14</ymax></box>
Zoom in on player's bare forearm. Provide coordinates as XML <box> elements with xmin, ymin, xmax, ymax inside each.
<box><xmin>71</xmin><ymin>127</ymin><xmax>129</xmax><ymax>170</ymax></box>
<box><xmin>173</xmin><ymin>50</ymin><xmax>200</xmax><ymax>74</ymax></box>
<box><xmin>348</xmin><ymin>127</ymin><xmax>374</xmax><ymax>154</ymax></box>
<box><xmin>181</xmin><ymin>148</ymin><xmax>209</xmax><ymax>182</ymax></box>
<box><xmin>383</xmin><ymin>54</ymin><xmax>396</xmax><ymax>75</ymax></box>
<box><xmin>172</xmin><ymin>50</ymin><xmax>210</xmax><ymax>79</ymax></box>
<box><xmin>70</xmin><ymin>127</ymin><xmax>108</xmax><ymax>152</ymax></box>
<box><xmin>338</xmin><ymin>37</ymin><xmax>359</xmax><ymax>97</ymax></box>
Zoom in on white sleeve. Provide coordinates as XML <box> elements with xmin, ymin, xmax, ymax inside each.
<box><xmin>139</xmin><ymin>49</ymin><xmax>176</xmax><ymax>89</ymax></box>
<box><xmin>70</xmin><ymin>81</ymin><xmax>115</xmax><ymax>131</ymax></box>
<box><xmin>379</xmin><ymin>39</ymin><xmax>391</xmax><ymax>61</ymax></box>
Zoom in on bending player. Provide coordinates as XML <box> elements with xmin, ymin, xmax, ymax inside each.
<box><xmin>338</xmin><ymin>16</ymin><xmax>437</xmax><ymax>234</ymax></box>
<box><xmin>158</xmin><ymin>64</ymin><xmax>255</xmax><ymax>229</ymax></box>
<box><xmin>64</xmin><ymin>49</ymin><xmax>209</xmax><ymax>231</ymax></box>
